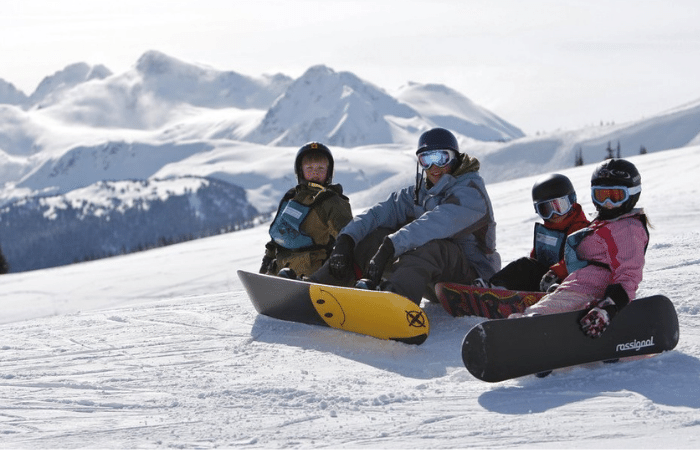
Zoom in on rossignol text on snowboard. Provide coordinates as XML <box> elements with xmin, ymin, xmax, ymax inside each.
<box><xmin>462</xmin><ymin>295</ymin><xmax>679</xmax><ymax>382</ymax></box>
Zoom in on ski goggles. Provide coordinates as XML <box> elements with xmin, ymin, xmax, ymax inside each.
<box><xmin>591</xmin><ymin>185</ymin><xmax>641</xmax><ymax>207</ymax></box>
<box><xmin>418</xmin><ymin>149</ymin><xmax>455</xmax><ymax>169</ymax></box>
<box><xmin>534</xmin><ymin>195</ymin><xmax>574</xmax><ymax>220</ymax></box>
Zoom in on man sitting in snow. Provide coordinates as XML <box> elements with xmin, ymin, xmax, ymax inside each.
<box><xmin>309</xmin><ymin>127</ymin><xmax>500</xmax><ymax>305</ymax></box>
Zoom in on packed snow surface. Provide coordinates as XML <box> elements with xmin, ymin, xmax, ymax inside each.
<box><xmin>1</xmin><ymin>147</ymin><xmax>699</xmax><ymax>448</ymax></box>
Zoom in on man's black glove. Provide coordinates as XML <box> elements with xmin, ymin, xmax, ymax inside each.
<box><xmin>580</xmin><ymin>284</ymin><xmax>630</xmax><ymax>338</ymax></box>
<box><xmin>259</xmin><ymin>255</ymin><xmax>274</xmax><ymax>274</ymax></box>
<box><xmin>365</xmin><ymin>237</ymin><xmax>395</xmax><ymax>287</ymax></box>
<box><xmin>329</xmin><ymin>234</ymin><xmax>355</xmax><ymax>279</ymax></box>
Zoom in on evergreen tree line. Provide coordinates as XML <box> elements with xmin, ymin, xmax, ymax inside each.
<box><xmin>574</xmin><ymin>141</ymin><xmax>648</xmax><ymax>167</ymax></box>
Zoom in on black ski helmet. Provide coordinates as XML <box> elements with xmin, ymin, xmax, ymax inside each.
<box><xmin>532</xmin><ymin>173</ymin><xmax>577</xmax><ymax>204</ymax></box>
<box><xmin>416</xmin><ymin>127</ymin><xmax>459</xmax><ymax>155</ymax></box>
<box><xmin>591</xmin><ymin>158</ymin><xmax>641</xmax><ymax>219</ymax></box>
<box><xmin>294</xmin><ymin>142</ymin><xmax>334</xmax><ymax>185</ymax></box>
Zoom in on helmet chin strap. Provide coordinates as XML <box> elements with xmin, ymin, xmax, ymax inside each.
<box><xmin>414</xmin><ymin>161</ymin><xmax>423</xmax><ymax>205</ymax></box>
<box><xmin>307</xmin><ymin>181</ymin><xmax>326</xmax><ymax>190</ymax></box>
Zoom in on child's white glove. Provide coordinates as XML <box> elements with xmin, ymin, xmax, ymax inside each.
<box><xmin>539</xmin><ymin>270</ymin><xmax>560</xmax><ymax>292</ymax></box>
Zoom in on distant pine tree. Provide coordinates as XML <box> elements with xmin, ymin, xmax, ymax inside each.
<box><xmin>605</xmin><ymin>141</ymin><xmax>614</xmax><ymax>159</ymax></box>
<box><xmin>0</xmin><ymin>246</ymin><xmax>8</xmax><ymax>274</ymax></box>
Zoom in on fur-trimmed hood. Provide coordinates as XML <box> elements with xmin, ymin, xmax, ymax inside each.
<box><xmin>452</xmin><ymin>153</ymin><xmax>481</xmax><ymax>176</ymax></box>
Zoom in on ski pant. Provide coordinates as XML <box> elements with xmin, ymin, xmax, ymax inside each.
<box><xmin>488</xmin><ymin>256</ymin><xmax>549</xmax><ymax>292</ymax></box>
<box><xmin>309</xmin><ymin>227</ymin><xmax>479</xmax><ymax>305</ymax></box>
<box><xmin>267</xmin><ymin>247</ymin><xmax>328</xmax><ymax>279</ymax></box>
<box><xmin>523</xmin><ymin>289</ymin><xmax>595</xmax><ymax>316</ymax></box>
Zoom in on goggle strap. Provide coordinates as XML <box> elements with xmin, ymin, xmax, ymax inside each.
<box><xmin>628</xmin><ymin>185</ymin><xmax>642</xmax><ymax>195</ymax></box>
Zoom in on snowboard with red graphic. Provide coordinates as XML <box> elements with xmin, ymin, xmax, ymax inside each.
<box><xmin>435</xmin><ymin>282</ymin><xmax>545</xmax><ymax>319</ymax></box>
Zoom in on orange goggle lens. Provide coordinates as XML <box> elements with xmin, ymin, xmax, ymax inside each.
<box><xmin>591</xmin><ymin>185</ymin><xmax>640</xmax><ymax>207</ymax></box>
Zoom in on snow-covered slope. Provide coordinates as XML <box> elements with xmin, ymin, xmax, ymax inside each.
<box><xmin>471</xmin><ymin>98</ymin><xmax>700</xmax><ymax>183</ymax></box>
<box><xmin>0</xmin><ymin>146</ymin><xmax>698</xmax><ymax>448</ymax></box>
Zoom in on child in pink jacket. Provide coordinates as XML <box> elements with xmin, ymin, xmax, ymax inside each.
<box><xmin>514</xmin><ymin>158</ymin><xmax>649</xmax><ymax>339</ymax></box>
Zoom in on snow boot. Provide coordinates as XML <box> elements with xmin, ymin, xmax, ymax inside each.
<box><xmin>277</xmin><ymin>268</ymin><xmax>298</xmax><ymax>280</ymax></box>
<box><xmin>354</xmin><ymin>278</ymin><xmax>377</xmax><ymax>290</ymax></box>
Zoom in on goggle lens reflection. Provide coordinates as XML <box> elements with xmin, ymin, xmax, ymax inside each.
<box><xmin>535</xmin><ymin>196</ymin><xmax>573</xmax><ymax>219</ymax></box>
<box><xmin>418</xmin><ymin>150</ymin><xmax>455</xmax><ymax>169</ymax></box>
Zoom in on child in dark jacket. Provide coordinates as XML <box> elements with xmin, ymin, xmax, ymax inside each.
<box><xmin>478</xmin><ymin>174</ymin><xmax>589</xmax><ymax>292</ymax></box>
<box><xmin>259</xmin><ymin>142</ymin><xmax>353</xmax><ymax>279</ymax></box>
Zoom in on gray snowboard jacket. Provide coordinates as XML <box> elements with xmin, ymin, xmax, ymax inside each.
<box><xmin>340</xmin><ymin>154</ymin><xmax>501</xmax><ymax>279</ymax></box>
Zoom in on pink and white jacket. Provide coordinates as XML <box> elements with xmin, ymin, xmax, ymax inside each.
<box><xmin>526</xmin><ymin>209</ymin><xmax>649</xmax><ymax>315</ymax></box>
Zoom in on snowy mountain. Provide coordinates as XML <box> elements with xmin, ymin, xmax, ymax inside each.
<box><xmin>24</xmin><ymin>51</ymin><xmax>292</xmax><ymax>130</ymax></box>
<box><xmin>243</xmin><ymin>65</ymin><xmax>417</xmax><ymax>147</ymax></box>
<box><xmin>395</xmin><ymin>82</ymin><xmax>525</xmax><ymax>142</ymax></box>
<box><xmin>0</xmin><ymin>79</ymin><xmax>28</xmax><ymax>106</ymax></box>
<box><xmin>1</xmin><ymin>146</ymin><xmax>698</xmax><ymax>448</ymax></box>
<box><xmin>132</xmin><ymin>50</ymin><xmax>292</xmax><ymax>110</ymax></box>
<box><xmin>16</xmin><ymin>140</ymin><xmax>215</xmax><ymax>194</ymax></box>
<box><xmin>1</xmin><ymin>51</ymin><xmax>521</xmax><ymax>142</ymax></box>
<box><xmin>0</xmin><ymin>176</ymin><xmax>258</xmax><ymax>273</ymax></box>
<box><xmin>1</xmin><ymin>51</ymin><xmax>699</xmax><ymax>273</ymax></box>
<box><xmin>29</xmin><ymin>62</ymin><xmax>113</xmax><ymax>108</ymax></box>
<box><xmin>239</xmin><ymin>65</ymin><xmax>526</xmax><ymax>147</ymax></box>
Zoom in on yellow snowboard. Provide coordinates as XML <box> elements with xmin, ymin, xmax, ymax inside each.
<box><xmin>238</xmin><ymin>270</ymin><xmax>429</xmax><ymax>345</ymax></box>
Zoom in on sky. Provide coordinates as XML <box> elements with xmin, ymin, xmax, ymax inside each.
<box><xmin>3</xmin><ymin>0</ymin><xmax>700</xmax><ymax>135</ymax></box>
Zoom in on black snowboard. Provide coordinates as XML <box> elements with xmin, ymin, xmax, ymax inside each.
<box><xmin>462</xmin><ymin>295</ymin><xmax>679</xmax><ymax>382</ymax></box>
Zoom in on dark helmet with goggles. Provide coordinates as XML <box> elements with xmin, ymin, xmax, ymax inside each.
<box><xmin>532</xmin><ymin>173</ymin><xmax>577</xmax><ymax>220</ymax></box>
<box><xmin>590</xmin><ymin>158</ymin><xmax>642</xmax><ymax>219</ymax></box>
<box><xmin>416</xmin><ymin>128</ymin><xmax>459</xmax><ymax>169</ymax></box>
